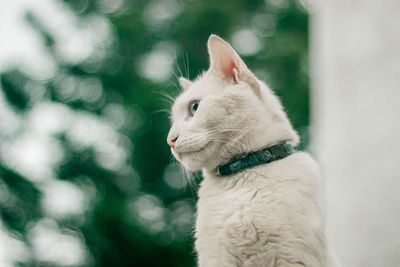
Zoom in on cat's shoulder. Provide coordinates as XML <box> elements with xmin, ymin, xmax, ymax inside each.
<box><xmin>261</xmin><ymin>150</ymin><xmax>321</xmax><ymax>182</ymax></box>
<box><xmin>288</xmin><ymin>150</ymin><xmax>320</xmax><ymax>170</ymax></box>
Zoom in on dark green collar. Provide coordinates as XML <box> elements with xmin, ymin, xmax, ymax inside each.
<box><xmin>217</xmin><ymin>143</ymin><xmax>295</xmax><ymax>176</ymax></box>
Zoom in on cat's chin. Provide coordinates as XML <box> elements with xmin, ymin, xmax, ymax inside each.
<box><xmin>179</xmin><ymin>160</ymin><xmax>202</xmax><ymax>171</ymax></box>
<box><xmin>172</xmin><ymin>141</ymin><xmax>217</xmax><ymax>170</ymax></box>
<box><xmin>171</xmin><ymin>148</ymin><xmax>211</xmax><ymax>171</ymax></box>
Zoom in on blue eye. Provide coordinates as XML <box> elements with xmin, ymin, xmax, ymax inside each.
<box><xmin>189</xmin><ymin>100</ymin><xmax>200</xmax><ymax>116</ymax></box>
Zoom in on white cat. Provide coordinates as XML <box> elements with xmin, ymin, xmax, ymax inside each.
<box><xmin>167</xmin><ymin>35</ymin><xmax>340</xmax><ymax>267</ymax></box>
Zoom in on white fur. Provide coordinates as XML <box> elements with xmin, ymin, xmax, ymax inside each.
<box><xmin>168</xmin><ymin>35</ymin><xmax>340</xmax><ymax>266</ymax></box>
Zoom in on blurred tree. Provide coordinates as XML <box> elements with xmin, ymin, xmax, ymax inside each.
<box><xmin>0</xmin><ymin>0</ymin><xmax>308</xmax><ymax>266</ymax></box>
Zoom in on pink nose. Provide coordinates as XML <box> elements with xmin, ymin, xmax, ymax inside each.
<box><xmin>167</xmin><ymin>135</ymin><xmax>178</xmax><ymax>149</ymax></box>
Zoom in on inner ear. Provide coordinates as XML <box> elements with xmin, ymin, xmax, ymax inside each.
<box><xmin>208</xmin><ymin>35</ymin><xmax>241</xmax><ymax>81</ymax></box>
<box><xmin>207</xmin><ymin>34</ymin><xmax>260</xmax><ymax>96</ymax></box>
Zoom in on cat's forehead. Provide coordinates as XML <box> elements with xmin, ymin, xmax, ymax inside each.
<box><xmin>171</xmin><ymin>75</ymin><xmax>223</xmax><ymax>116</ymax></box>
<box><xmin>171</xmin><ymin>88</ymin><xmax>205</xmax><ymax>117</ymax></box>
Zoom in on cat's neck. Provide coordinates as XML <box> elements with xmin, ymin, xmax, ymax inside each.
<box><xmin>202</xmin><ymin>136</ymin><xmax>297</xmax><ymax>175</ymax></box>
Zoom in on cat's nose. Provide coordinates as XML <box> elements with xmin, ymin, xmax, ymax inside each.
<box><xmin>167</xmin><ymin>135</ymin><xmax>178</xmax><ymax>149</ymax></box>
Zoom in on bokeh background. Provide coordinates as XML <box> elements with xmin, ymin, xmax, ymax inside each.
<box><xmin>0</xmin><ymin>0</ymin><xmax>309</xmax><ymax>266</ymax></box>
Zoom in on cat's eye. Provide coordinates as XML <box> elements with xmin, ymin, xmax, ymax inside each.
<box><xmin>189</xmin><ymin>100</ymin><xmax>200</xmax><ymax>116</ymax></box>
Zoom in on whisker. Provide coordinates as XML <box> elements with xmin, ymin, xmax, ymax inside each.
<box><xmin>186</xmin><ymin>52</ymin><xmax>190</xmax><ymax>80</ymax></box>
<box><xmin>170</xmin><ymin>79</ymin><xmax>181</xmax><ymax>93</ymax></box>
<box><xmin>154</xmin><ymin>90</ymin><xmax>175</xmax><ymax>103</ymax></box>
<box><xmin>152</xmin><ymin>108</ymin><xmax>171</xmax><ymax>115</ymax></box>
<box><xmin>174</xmin><ymin>57</ymin><xmax>184</xmax><ymax>79</ymax></box>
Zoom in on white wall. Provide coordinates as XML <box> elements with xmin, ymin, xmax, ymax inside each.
<box><xmin>311</xmin><ymin>0</ymin><xmax>400</xmax><ymax>266</ymax></box>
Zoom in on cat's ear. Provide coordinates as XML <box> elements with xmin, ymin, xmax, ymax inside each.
<box><xmin>207</xmin><ymin>34</ymin><xmax>260</xmax><ymax>95</ymax></box>
<box><xmin>179</xmin><ymin>77</ymin><xmax>192</xmax><ymax>90</ymax></box>
<box><xmin>207</xmin><ymin>35</ymin><xmax>242</xmax><ymax>81</ymax></box>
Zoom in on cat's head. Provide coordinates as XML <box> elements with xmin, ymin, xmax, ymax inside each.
<box><xmin>167</xmin><ymin>35</ymin><xmax>299</xmax><ymax>171</ymax></box>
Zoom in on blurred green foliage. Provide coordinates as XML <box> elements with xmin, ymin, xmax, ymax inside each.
<box><xmin>0</xmin><ymin>0</ymin><xmax>308</xmax><ymax>266</ymax></box>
